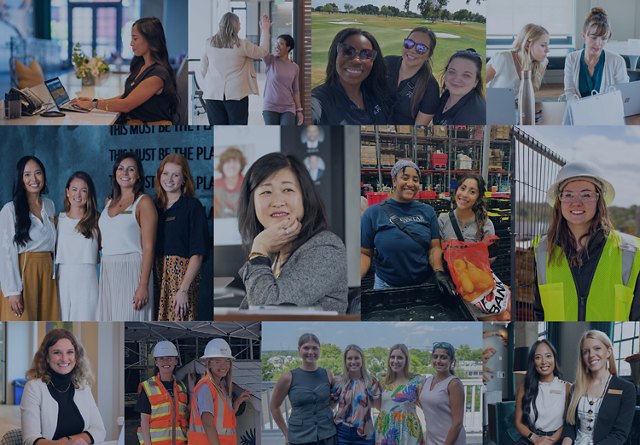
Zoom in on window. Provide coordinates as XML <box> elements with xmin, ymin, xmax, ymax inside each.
<box><xmin>612</xmin><ymin>322</ymin><xmax>640</xmax><ymax>377</ymax></box>
<box><xmin>537</xmin><ymin>322</ymin><xmax>547</xmax><ymax>339</ymax></box>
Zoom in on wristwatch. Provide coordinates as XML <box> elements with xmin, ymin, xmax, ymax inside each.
<box><xmin>92</xmin><ymin>98</ymin><xmax>98</xmax><ymax>109</ymax></box>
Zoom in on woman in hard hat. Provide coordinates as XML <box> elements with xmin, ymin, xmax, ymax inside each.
<box><xmin>189</xmin><ymin>338</ymin><xmax>251</xmax><ymax>445</ymax></box>
<box><xmin>21</xmin><ymin>329</ymin><xmax>106</xmax><ymax>445</ymax></box>
<box><xmin>533</xmin><ymin>161</ymin><xmax>640</xmax><ymax>320</ymax></box>
<box><xmin>270</xmin><ymin>333</ymin><xmax>336</xmax><ymax>445</ymax></box>
<box><xmin>136</xmin><ymin>340</ymin><xmax>189</xmax><ymax>444</ymax></box>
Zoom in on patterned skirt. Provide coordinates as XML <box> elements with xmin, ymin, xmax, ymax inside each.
<box><xmin>154</xmin><ymin>255</ymin><xmax>200</xmax><ymax>321</ymax></box>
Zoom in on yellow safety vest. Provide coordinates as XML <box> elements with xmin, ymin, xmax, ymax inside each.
<box><xmin>188</xmin><ymin>376</ymin><xmax>237</xmax><ymax>445</ymax></box>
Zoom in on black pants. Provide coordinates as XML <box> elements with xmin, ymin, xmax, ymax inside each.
<box><xmin>205</xmin><ymin>97</ymin><xmax>249</xmax><ymax>125</ymax></box>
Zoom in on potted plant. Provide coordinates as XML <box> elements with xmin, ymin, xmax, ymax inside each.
<box><xmin>72</xmin><ymin>43</ymin><xmax>109</xmax><ymax>85</ymax></box>
<box><xmin>624</xmin><ymin>352</ymin><xmax>640</xmax><ymax>386</ymax></box>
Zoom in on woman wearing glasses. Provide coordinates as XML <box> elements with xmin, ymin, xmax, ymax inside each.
<box><xmin>385</xmin><ymin>27</ymin><xmax>440</xmax><ymax>125</ymax></box>
<box><xmin>561</xmin><ymin>330</ymin><xmax>634</xmax><ymax>445</ymax></box>
<box><xmin>564</xmin><ymin>7</ymin><xmax>628</xmax><ymax>100</ymax></box>
<box><xmin>533</xmin><ymin>161</ymin><xmax>640</xmax><ymax>321</ymax></box>
<box><xmin>312</xmin><ymin>28</ymin><xmax>391</xmax><ymax>124</ymax></box>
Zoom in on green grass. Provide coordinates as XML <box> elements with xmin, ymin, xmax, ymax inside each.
<box><xmin>312</xmin><ymin>12</ymin><xmax>486</xmax><ymax>88</ymax></box>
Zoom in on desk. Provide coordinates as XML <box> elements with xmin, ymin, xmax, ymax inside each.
<box><xmin>0</xmin><ymin>71</ymin><xmax>126</xmax><ymax>126</ymax></box>
<box><xmin>606</xmin><ymin>40</ymin><xmax>640</xmax><ymax>69</ymax></box>
<box><xmin>536</xmin><ymin>100</ymin><xmax>640</xmax><ymax>125</ymax></box>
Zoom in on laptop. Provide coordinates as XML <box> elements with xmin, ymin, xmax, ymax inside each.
<box><xmin>486</xmin><ymin>87</ymin><xmax>516</xmax><ymax>125</ymax></box>
<box><xmin>612</xmin><ymin>80</ymin><xmax>640</xmax><ymax>117</ymax></box>
<box><xmin>44</xmin><ymin>77</ymin><xmax>91</xmax><ymax>113</ymax></box>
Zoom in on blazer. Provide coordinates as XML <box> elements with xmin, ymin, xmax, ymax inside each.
<box><xmin>21</xmin><ymin>378</ymin><xmax>106</xmax><ymax>445</ymax></box>
<box><xmin>200</xmin><ymin>31</ymin><xmax>270</xmax><ymax>101</ymax></box>
<box><xmin>562</xmin><ymin>375</ymin><xmax>635</xmax><ymax>445</ymax></box>
<box><xmin>563</xmin><ymin>48</ymin><xmax>629</xmax><ymax>99</ymax></box>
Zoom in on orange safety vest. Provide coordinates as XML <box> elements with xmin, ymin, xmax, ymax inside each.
<box><xmin>188</xmin><ymin>376</ymin><xmax>237</xmax><ymax>445</ymax></box>
<box><xmin>136</xmin><ymin>374</ymin><xmax>189</xmax><ymax>445</ymax></box>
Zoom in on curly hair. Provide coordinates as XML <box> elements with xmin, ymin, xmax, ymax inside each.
<box><xmin>26</xmin><ymin>329</ymin><xmax>93</xmax><ymax>389</ymax></box>
<box><xmin>455</xmin><ymin>173</ymin><xmax>489</xmax><ymax>241</ymax></box>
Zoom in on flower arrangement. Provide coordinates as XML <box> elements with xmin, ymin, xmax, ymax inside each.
<box><xmin>72</xmin><ymin>43</ymin><xmax>109</xmax><ymax>80</ymax></box>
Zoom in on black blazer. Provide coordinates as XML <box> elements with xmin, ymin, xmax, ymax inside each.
<box><xmin>562</xmin><ymin>375</ymin><xmax>635</xmax><ymax>445</ymax></box>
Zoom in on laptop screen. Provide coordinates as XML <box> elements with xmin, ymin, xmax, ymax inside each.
<box><xmin>44</xmin><ymin>77</ymin><xmax>70</xmax><ymax>107</ymax></box>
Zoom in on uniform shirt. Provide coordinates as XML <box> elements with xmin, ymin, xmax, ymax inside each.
<box><xmin>155</xmin><ymin>195</ymin><xmax>209</xmax><ymax>259</ymax></box>
<box><xmin>433</xmin><ymin>89</ymin><xmax>486</xmax><ymax>125</ymax></box>
<box><xmin>311</xmin><ymin>81</ymin><xmax>390</xmax><ymax>125</ymax></box>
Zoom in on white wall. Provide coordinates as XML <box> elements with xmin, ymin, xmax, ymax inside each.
<box><xmin>5</xmin><ymin>323</ymin><xmax>36</xmax><ymax>405</ymax></box>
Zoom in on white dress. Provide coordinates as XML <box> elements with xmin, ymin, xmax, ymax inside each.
<box><xmin>529</xmin><ymin>377</ymin><xmax>566</xmax><ymax>432</ymax></box>
<box><xmin>55</xmin><ymin>212</ymin><xmax>99</xmax><ymax>320</ymax></box>
<box><xmin>575</xmin><ymin>396</ymin><xmax>599</xmax><ymax>445</ymax></box>
<box><xmin>97</xmin><ymin>195</ymin><xmax>152</xmax><ymax>321</ymax></box>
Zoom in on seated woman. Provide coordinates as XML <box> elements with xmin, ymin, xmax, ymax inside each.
<box><xmin>360</xmin><ymin>160</ymin><xmax>456</xmax><ymax>295</ymax></box>
<box><xmin>312</xmin><ymin>28</ymin><xmax>390</xmax><ymax>124</ymax></box>
<box><xmin>433</xmin><ymin>49</ymin><xmax>486</xmax><ymax>125</ymax></box>
<box><xmin>73</xmin><ymin>17</ymin><xmax>178</xmax><ymax>125</ymax></box>
<box><xmin>487</xmin><ymin>24</ymin><xmax>549</xmax><ymax>91</ymax></box>
<box><xmin>385</xmin><ymin>27</ymin><xmax>440</xmax><ymax>125</ymax></box>
<box><xmin>564</xmin><ymin>7</ymin><xmax>628</xmax><ymax>100</ymax></box>
<box><xmin>21</xmin><ymin>329</ymin><xmax>106</xmax><ymax>445</ymax></box>
<box><xmin>263</xmin><ymin>34</ymin><xmax>303</xmax><ymax>125</ymax></box>
<box><xmin>236</xmin><ymin>153</ymin><xmax>348</xmax><ymax>312</ymax></box>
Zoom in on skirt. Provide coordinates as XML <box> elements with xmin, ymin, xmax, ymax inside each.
<box><xmin>154</xmin><ymin>255</ymin><xmax>200</xmax><ymax>321</ymax></box>
<box><xmin>58</xmin><ymin>264</ymin><xmax>99</xmax><ymax>321</ymax></box>
<box><xmin>98</xmin><ymin>252</ymin><xmax>153</xmax><ymax>321</ymax></box>
<box><xmin>0</xmin><ymin>252</ymin><xmax>59</xmax><ymax>321</ymax></box>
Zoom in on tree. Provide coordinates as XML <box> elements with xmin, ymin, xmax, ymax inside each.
<box><xmin>404</xmin><ymin>0</ymin><xmax>412</xmax><ymax>13</ymax></box>
<box><xmin>439</xmin><ymin>9</ymin><xmax>451</xmax><ymax>21</ymax></box>
<box><xmin>388</xmin><ymin>5</ymin><xmax>401</xmax><ymax>16</ymax></box>
<box><xmin>452</xmin><ymin>8</ymin><xmax>472</xmax><ymax>23</ymax></box>
<box><xmin>355</xmin><ymin>4</ymin><xmax>380</xmax><ymax>15</ymax></box>
<box><xmin>418</xmin><ymin>0</ymin><xmax>447</xmax><ymax>21</ymax></box>
<box><xmin>380</xmin><ymin>5</ymin><xmax>390</xmax><ymax>16</ymax></box>
<box><xmin>323</xmin><ymin>3</ymin><xmax>339</xmax><ymax>13</ymax></box>
<box><xmin>344</xmin><ymin>3</ymin><xmax>354</xmax><ymax>13</ymax></box>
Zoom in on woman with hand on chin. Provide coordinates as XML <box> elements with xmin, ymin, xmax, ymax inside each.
<box><xmin>270</xmin><ymin>333</ymin><xmax>337</xmax><ymax>445</ymax></box>
<box><xmin>237</xmin><ymin>153</ymin><xmax>348</xmax><ymax>312</ymax></box>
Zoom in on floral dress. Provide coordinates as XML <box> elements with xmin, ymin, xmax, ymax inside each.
<box><xmin>374</xmin><ymin>375</ymin><xmax>426</xmax><ymax>445</ymax></box>
<box><xmin>332</xmin><ymin>375</ymin><xmax>382</xmax><ymax>440</ymax></box>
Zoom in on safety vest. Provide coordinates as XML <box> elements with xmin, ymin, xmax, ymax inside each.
<box><xmin>533</xmin><ymin>231</ymin><xmax>640</xmax><ymax>320</ymax></box>
<box><xmin>188</xmin><ymin>376</ymin><xmax>237</xmax><ymax>445</ymax></box>
<box><xmin>136</xmin><ymin>374</ymin><xmax>189</xmax><ymax>445</ymax></box>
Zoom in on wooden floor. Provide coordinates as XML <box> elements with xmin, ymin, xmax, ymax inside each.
<box><xmin>538</xmin><ymin>83</ymin><xmax>564</xmax><ymax>100</ymax></box>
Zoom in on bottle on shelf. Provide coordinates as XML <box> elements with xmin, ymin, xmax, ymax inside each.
<box><xmin>518</xmin><ymin>70</ymin><xmax>536</xmax><ymax>125</ymax></box>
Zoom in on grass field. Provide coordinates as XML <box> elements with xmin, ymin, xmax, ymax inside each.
<box><xmin>311</xmin><ymin>12</ymin><xmax>486</xmax><ymax>88</ymax></box>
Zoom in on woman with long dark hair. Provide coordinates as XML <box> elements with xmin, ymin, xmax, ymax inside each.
<box><xmin>515</xmin><ymin>340</ymin><xmax>569</xmax><ymax>445</ymax></box>
<box><xmin>236</xmin><ymin>152</ymin><xmax>348</xmax><ymax>312</ymax></box>
<box><xmin>0</xmin><ymin>156</ymin><xmax>58</xmax><ymax>320</ymax></box>
<box><xmin>73</xmin><ymin>17</ymin><xmax>178</xmax><ymax>125</ymax></box>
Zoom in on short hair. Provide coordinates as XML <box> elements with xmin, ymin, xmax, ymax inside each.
<box><xmin>442</xmin><ymin>48</ymin><xmax>484</xmax><ymax>98</ymax></box>
<box><xmin>154</xmin><ymin>153</ymin><xmax>196</xmax><ymax>208</ymax></box>
<box><xmin>217</xmin><ymin>147</ymin><xmax>247</xmax><ymax>176</ymax></box>
<box><xmin>277</xmin><ymin>34</ymin><xmax>295</xmax><ymax>52</ymax></box>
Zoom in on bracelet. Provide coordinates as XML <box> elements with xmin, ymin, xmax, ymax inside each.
<box><xmin>177</xmin><ymin>289</ymin><xmax>188</xmax><ymax>294</ymax></box>
<box><xmin>105</xmin><ymin>101</ymin><xmax>109</xmax><ymax>112</ymax></box>
<box><xmin>296</xmin><ymin>107</ymin><xmax>303</xmax><ymax>112</ymax></box>
<box><xmin>248</xmin><ymin>251</ymin><xmax>267</xmax><ymax>260</ymax></box>
<box><xmin>92</xmin><ymin>98</ymin><xmax>98</xmax><ymax>109</ymax></box>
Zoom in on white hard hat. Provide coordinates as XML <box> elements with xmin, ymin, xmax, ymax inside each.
<box><xmin>201</xmin><ymin>338</ymin><xmax>234</xmax><ymax>360</ymax></box>
<box><xmin>546</xmin><ymin>161</ymin><xmax>615</xmax><ymax>206</ymax></box>
<box><xmin>153</xmin><ymin>341</ymin><xmax>179</xmax><ymax>358</ymax></box>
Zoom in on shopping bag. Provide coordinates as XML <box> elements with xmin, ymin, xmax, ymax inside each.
<box><xmin>563</xmin><ymin>88</ymin><xmax>625</xmax><ymax>125</ymax></box>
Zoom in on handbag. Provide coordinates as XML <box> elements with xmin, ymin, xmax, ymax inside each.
<box><xmin>562</xmin><ymin>88</ymin><xmax>625</xmax><ymax>125</ymax></box>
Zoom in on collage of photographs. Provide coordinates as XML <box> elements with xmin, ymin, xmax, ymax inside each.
<box><xmin>0</xmin><ymin>1</ymin><xmax>639</xmax><ymax>445</ymax></box>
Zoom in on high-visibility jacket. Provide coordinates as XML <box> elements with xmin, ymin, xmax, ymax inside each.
<box><xmin>188</xmin><ymin>376</ymin><xmax>237</xmax><ymax>445</ymax></box>
<box><xmin>136</xmin><ymin>374</ymin><xmax>189</xmax><ymax>445</ymax></box>
<box><xmin>534</xmin><ymin>231</ymin><xmax>640</xmax><ymax>320</ymax></box>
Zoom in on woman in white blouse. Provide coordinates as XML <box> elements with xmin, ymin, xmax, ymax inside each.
<box><xmin>0</xmin><ymin>156</ymin><xmax>59</xmax><ymax>321</ymax></box>
<box><xmin>200</xmin><ymin>12</ymin><xmax>271</xmax><ymax>125</ymax></box>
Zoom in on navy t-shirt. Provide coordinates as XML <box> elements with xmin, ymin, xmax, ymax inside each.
<box><xmin>433</xmin><ymin>89</ymin><xmax>486</xmax><ymax>125</ymax></box>
<box><xmin>361</xmin><ymin>199</ymin><xmax>439</xmax><ymax>287</ymax></box>
<box><xmin>156</xmin><ymin>195</ymin><xmax>209</xmax><ymax>259</ymax></box>
<box><xmin>311</xmin><ymin>81</ymin><xmax>390</xmax><ymax>124</ymax></box>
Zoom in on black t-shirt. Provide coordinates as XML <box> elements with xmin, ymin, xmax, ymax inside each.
<box><xmin>156</xmin><ymin>195</ymin><xmax>209</xmax><ymax>259</ymax></box>
<box><xmin>385</xmin><ymin>55</ymin><xmax>440</xmax><ymax>124</ymax></box>
<box><xmin>433</xmin><ymin>89</ymin><xmax>486</xmax><ymax>125</ymax></box>
<box><xmin>311</xmin><ymin>81</ymin><xmax>390</xmax><ymax>125</ymax></box>
<box><xmin>122</xmin><ymin>63</ymin><xmax>175</xmax><ymax>123</ymax></box>
<box><xmin>135</xmin><ymin>379</ymin><xmax>176</xmax><ymax>415</ymax></box>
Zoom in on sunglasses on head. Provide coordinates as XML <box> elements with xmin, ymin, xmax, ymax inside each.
<box><xmin>404</xmin><ymin>38</ymin><xmax>430</xmax><ymax>55</ymax></box>
<box><xmin>337</xmin><ymin>43</ymin><xmax>377</xmax><ymax>61</ymax></box>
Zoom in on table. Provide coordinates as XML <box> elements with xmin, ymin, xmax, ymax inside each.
<box><xmin>606</xmin><ymin>40</ymin><xmax>640</xmax><ymax>69</ymax></box>
<box><xmin>0</xmin><ymin>71</ymin><xmax>127</xmax><ymax>126</ymax></box>
<box><xmin>536</xmin><ymin>100</ymin><xmax>640</xmax><ymax>125</ymax></box>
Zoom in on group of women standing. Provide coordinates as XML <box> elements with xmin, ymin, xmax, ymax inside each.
<box><xmin>270</xmin><ymin>333</ymin><xmax>466</xmax><ymax>445</ymax></box>
<box><xmin>0</xmin><ymin>153</ymin><xmax>209</xmax><ymax>322</ymax></box>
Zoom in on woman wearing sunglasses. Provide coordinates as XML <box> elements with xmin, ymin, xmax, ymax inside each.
<box><xmin>533</xmin><ymin>161</ymin><xmax>640</xmax><ymax>321</ymax></box>
<box><xmin>433</xmin><ymin>49</ymin><xmax>486</xmax><ymax>125</ymax></box>
<box><xmin>385</xmin><ymin>27</ymin><xmax>440</xmax><ymax>125</ymax></box>
<box><xmin>312</xmin><ymin>28</ymin><xmax>391</xmax><ymax>124</ymax></box>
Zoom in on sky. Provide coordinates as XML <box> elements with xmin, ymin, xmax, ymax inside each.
<box><xmin>517</xmin><ymin>126</ymin><xmax>640</xmax><ymax>208</ymax></box>
<box><xmin>312</xmin><ymin>0</ymin><xmax>486</xmax><ymax>15</ymax></box>
<box><xmin>261</xmin><ymin>322</ymin><xmax>483</xmax><ymax>351</ymax></box>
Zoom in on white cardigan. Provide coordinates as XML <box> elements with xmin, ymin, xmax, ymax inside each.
<box><xmin>20</xmin><ymin>379</ymin><xmax>106</xmax><ymax>445</ymax></box>
<box><xmin>563</xmin><ymin>48</ymin><xmax>629</xmax><ymax>99</ymax></box>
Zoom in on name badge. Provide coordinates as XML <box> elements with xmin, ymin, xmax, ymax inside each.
<box><xmin>550</xmin><ymin>390</ymin><xmax>562</xmax><ymax>394</ymax></box>
<box><xmin>607</xmin><ymin>389</ymin><xmax>623</xmax><ymax>395</ymax></box>
<box><xmin>121</xmin><ymin>210</ymin><xmax>132</xmax><ymax>215</ymax></box>
<box><xmin>166</xmin><ymin>216</ymin><xmax>176</xmax><ymax>222</ymax></box>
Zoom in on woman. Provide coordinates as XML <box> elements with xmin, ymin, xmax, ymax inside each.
<box><xmin>237</xmin><ymin>152</ymin><xmax>348</xmax><ymax>312</ymax></box>
<box><xmin>214</xmin><ymin>147</ymin><xmax>246</xmax><ymax>218</ymax></box>
<box><xmin>419</xmin><ymin>342</ymin><xmax>466</xmax><ymax>445</ymax></box>
<box><xmin>136</xmin><ymin>341</ymin><xmax>189</xmax><ymax>445</ymax></box>
<box><xmin>385</xmin><ymin>27</ymin><xmax>440</xmax><ymax>125</ymax></box>
<box><xmin>263</xmin><ymin>34</ymin><xmax>303</xmax><ymax>125</ymax></box>
<box><xmin>0</xmin><ymin>156</ymin><xmax>59</xmax><ymax>321</ymax></box>
<box><xmin>561</xmin><ymin>330</ymin><xmax>635</xmax><ymax>445</ymax></box>
<box><xmin>533</xmin><ymin>161</ymin><xmax>640</xmax><ymax>321</ymax></box>
<box><xmin>564</xmin><ymin>7</ymin><xmax>628</xmax><ymax>100</ymax></box>
<box><xmin>361</xmin><ymin>160</ymin><xmax>456</xmax><ymax>295</ymax></box>
<box><xmin>312</xmin><ymin>28</ymin><xmax>390</xmax><ymax>124</ymax></box>
<box><xmin>21</xmin><ymin>329</ymin><xmax>106</xmax><ymax>445</ymax></box>
<box><xmin>332</xmin><ymin>344</ymin><xmax>381</xmax><ymax>445</ymax></box>
<box><xmin>56</xmin><ymin>171</ymin><xmax>100</xmax><ymax>321</ymax></box>
<box><xmin>487</xmin><ymin>24</ymin><xmax>550</xmax><ymax>91</ymax></box>
<box><xmin>515</xmin><ymin>340</ymin><xmax>569</xmax><ymax>445</ymax></box>
<box><xmin>200</xmin><ymin>13</ymin><xmax>271</xmax><ymax>125</ymax></box>
<box><xmin>270</xmin><ymin>333</ymin><xmax>336</xmax><ymax>445</ymax></box>
<box><xmin>189</xmin><ymin>338</ymin><xmax>250</xmax><ymax>444</ymax></box>
<box><xmin>98</xmin><ymin>151</ymin><xmax>157</xmax><ymax>321</ymax></box>
<box><xmin>374</xmin><ymin>344</ymin><xmax>425</xmax><ymax>445</ymax></box>
<box><xmin>72</xmin><ymin>17</ymin><xmax>178</xmax><ymax>125</ymax></box>
<box><xmin>154</xmin><ymin>154</ymin><xmax>208</xmax><ymax>321</ymax></box>
<box><xmin>433</xmin><ymin>49</ymin><xmax>486</xmax><ymax>125</ymax></box>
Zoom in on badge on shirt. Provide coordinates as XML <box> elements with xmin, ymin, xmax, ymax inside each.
<box><xmin>550</xmin><ymin>390</ymin><xmax>562</xmax><ymax>394</ymax></box>
<box><xmin>165</xmin><ymin>216</ymin><xmax>176</xmax><ymax>222</ymax></box>
<box><xmin>121</xmin><ymin>210</ymin><xmax>132</xmax><ymax>215</ymax></box>
<box><xmin>607</xmin><ymin>389</ymin><xmax>623</xmax><ymax>395</ymax></box>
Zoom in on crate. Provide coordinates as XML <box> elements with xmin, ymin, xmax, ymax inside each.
<box><xmin>366</xmin><ymin>192</ymin><xmax>389</xmax><ymax>206</ymax></box>
<box><xmin>431</xmin><ymin>153</ymin><xmax>448</xmax><ymax>169</ymax></box>
<box><xmin>455</xmin><ymin>159</ymin><xmax>473</xmax><ymax>170</ymax></box>
<box><xmin>395</xmin><ymin>125</ymin><xmax>413</xmax><ymax>134</ymax></box>
<box><xmin>432</xmin><ymin>126</ymin><xmax>448</xmax><ymax>137</ymax></box>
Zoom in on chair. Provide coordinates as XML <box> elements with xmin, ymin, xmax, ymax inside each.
<box><xmin>0</xmin><ymin>429</ymin><xmax>22</xmax><ymax>445</ymax></box>
<box><xmin>494</xmin><ymin>401</ymin><xmax>523</xmax><ymax>445</ymax></box>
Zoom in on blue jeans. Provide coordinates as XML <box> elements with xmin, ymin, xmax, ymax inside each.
<box><xmin>262</xmin><ymin>110</ymin><xmax>296</xmax><ymax>125</ymax></box>
<box><xmin>205</xmin><ymin>97</ymin><xmax>249</xmax><ymax>125</ymax></box>
<box><xmin>373</xmin><ymin>274</ymin><xmax>394</xmax><ymax>290</ymax></box>
<box><xmin>336</xmin><ymin>423</ymin><xmax>374</xmax><ymax>445</ymax></box>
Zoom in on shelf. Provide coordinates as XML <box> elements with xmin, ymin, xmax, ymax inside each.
<box><xmin>361</xmin><ymin>167</ymin><xmax>511</xmax><ymax>175</ymax></box>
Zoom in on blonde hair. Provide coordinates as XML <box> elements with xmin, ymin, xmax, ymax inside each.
<box><xmin>341</xmin><ymin>344</ymin><xmax>374</xmax><ymax>387</ymax></box>
<box><xmin>383</xmin><ymin>344</ymin><xmax>411</xmax><ymax>386</ymax></box>
<box><xmin>206</xmin><ymin>357</ymin><xmax>233</xmax><ymax>395</ymax></box>
<box><xmin>210</xmin><ymin>12</ymin><xmax>241</xmax><ymax>48</ymax></box>
<box><xmin>512</xmin><ymin>24</ymin><xmax>549</xmax><ymax>90</ymax></box>
<box><xmin>565</xmin><ymin>330</ymin><xmax>617</xmax><ymax>425</ymax></box>
<box><xmin>583</xmin><ymin>7</ymin><xmax>611</xmax><ymax>38</ymax></box>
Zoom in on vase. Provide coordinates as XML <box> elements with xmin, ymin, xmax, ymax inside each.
<box><xmin>81</xmin><ymin>75</ymin><xmax>95</xmax><ymax>86</ymax></box>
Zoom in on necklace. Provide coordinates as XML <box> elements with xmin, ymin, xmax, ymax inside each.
<box><xmin>48</xmin><ymin>379</ymin><xmax>71</xmax><ymax>393</ymax></box>
<box><xmin>584</xmin><ymin>373</ymin><xmax>611</xmax><ymax>432</ymax></box>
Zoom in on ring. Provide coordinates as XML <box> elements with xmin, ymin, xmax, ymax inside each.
<box><xmin>284</xmin><ymin>228</ymin><xmax>289</xmax><ymax>235</ymax></box>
